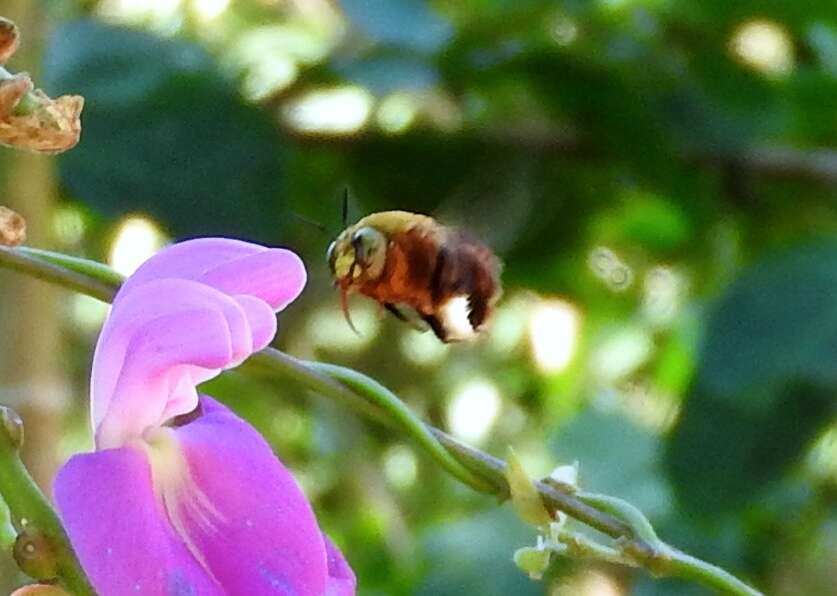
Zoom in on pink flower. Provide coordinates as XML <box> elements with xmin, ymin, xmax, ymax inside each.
<box><xmin>53</xmin><ymin>238</ymin><xmax>355</xmax><ymax>595</ymax></box>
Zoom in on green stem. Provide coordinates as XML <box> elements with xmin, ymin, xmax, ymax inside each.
<box><xmin>0</xmin><ymin>494</ymin><xmax>14</xmax><ymax>548</ymax></box>
<box><xmin>0</xmin><ymin>408</ymin><xmax>95</xmax><ymax>594</ymax></box>
<box><xmin>578</xmin><ymin>491</ymin><xmax>662</xmax><ymax>546</ymax></box>
<box><xmin>16</xmin><ymin>247</ymin><xmax>123</xmax><ymax>291</ymax></box>
<box><xmin>308</xmin><ymin>360</ymin><xmax>496</xmax><ymax>493</ymax></box>
<box><xmin>667</xmin><ymin>548</ymin><xmax>763</xmax><ymax>596</ymax></box>
<box><xmin>0</xmin><ymin>246</ymin><xmax>116</xmax><ymax>301</ymax></box>
<box><xmin>251</xmin><ymin>351</ymin><xmax>496</xmax><ymax>491</ymax></box>
<box><xmin>553</xmin><ymin>531</ymin><xmax>638</xmax><ymax>567</ymax></box>
<box><xmin>0</xmin><ymin>246</ymin><xmax>765</xmax><ymax>596</ymax></box>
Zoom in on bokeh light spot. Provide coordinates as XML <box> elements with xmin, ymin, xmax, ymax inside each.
<box><xmin>529</xmin><ymin>299</ymin><xmax>580</xmax><ymax>374</ymax></box>
<box><xmin>447</xmin><ymin>379</ymin><xmax>501</xmax><ymax>444</ymax></box>
<box><xmin>283</xmin><ymin>86</ymin><xmax>374</xmax><ymax>135</ymax></box>
<box><xmin>382</xmin><ymin>444</ymin><xmax>418</xmax><ymax>489</ymax></box>
<box><xmin>71</xmin><ymin>295</ymin><xmax>109</xmax><ymax>333</ymax></box>
<box><xmin>730</xmin><ymin>19</ymin><xmax>795</xmax><ymax>76</ymax></box>
<box><xmin>401</xmin><ymin>330</ymin><xmax>449</xmax><ymax>366</ymax></box>
<box><xmin>591</xmin><ymin>327</ymin><xmax>653</xmax><ymax>382</ymax></box>
<box><xmin>108</xmin><ymin>216</ymin><xmax>167</xmax><ymax>277</ymax></box>
<box><xmin>588</xmin><ymin>246</ymin><xmax>634</xmax><ymax>291</ymax></box>
<box><xmin>306</xmin><ymin>303</ymin><xmax>380</xmax><ymax>350</ymax></box>
<box><xmin>52</xmin><ymin>206</ymin><xmax>86</xmax><ymax>246</ymax></box>
<box><xmin>191</xmin><ymin>0</ymin><xmax>230</xmax><ymax>22</ymax></box>
<box><xmin>376</xmin><ymin>93</ymin><xmax>419</xmax><ymax>134</ymax></box>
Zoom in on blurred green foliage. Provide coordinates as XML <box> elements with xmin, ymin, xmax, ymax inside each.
<box><xmin>2</xmin><ymin>0</ymin><xmax>837</xmax><ymax>593</ymax></box>
<box><xmin>43</xmin><ymin>19</ymin><xmax>284</xmax><ymax>240</ymax></box>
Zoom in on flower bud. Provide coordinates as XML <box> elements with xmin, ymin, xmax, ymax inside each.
<box><xmin>14</xmin><ymin>526</ymin><xmax>58</xmax><ymax>581</ymax></box>
<box><xmin>545</xmin><ymin>461</ymin><xmax>579</xmax><ymax>493</ymax></box>
<box><xmin>0</xmin><ymin>405</ymin><xmax>24</xmax><ymax>449</ymax></box>
<box><xmin>513</xmin><ymin>546</ymin><xmax>551</xmax><ymax>580</ymax></box>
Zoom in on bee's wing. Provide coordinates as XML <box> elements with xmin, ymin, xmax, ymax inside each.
<box><xmin>430</xmin><ymin>168</ymin><xmax>530</xmax><ymax>255</ymax></box>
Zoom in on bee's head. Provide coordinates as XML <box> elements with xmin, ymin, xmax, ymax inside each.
<box><xmin>327</xmin><ymin>225</ymin><xmax>388</xmax><ymax>285</ymax></box>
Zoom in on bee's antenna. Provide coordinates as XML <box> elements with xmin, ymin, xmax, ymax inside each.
<box><xmin>289</xmin><ymin>212</ymin><xmax>329</xmax><ymax>234</ymax></box>
<box><xmin>342</xmin><ymin>186</ymin><xmax>350</xmax><ymax>228</ymax></box>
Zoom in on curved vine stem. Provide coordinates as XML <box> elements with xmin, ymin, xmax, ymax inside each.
<box><xmin>0</xmin><ymin>245</ymin><xmax>764</xmax><ymax>596</ymax></box>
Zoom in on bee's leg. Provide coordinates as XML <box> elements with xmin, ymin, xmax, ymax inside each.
<box><xmin>384</xmin><ymin>303</ymin><xmax>408</xmax><ymax>322</ymax></box>
<box><xmin>421</xmin><ymin>313</ymin><xmax>448</xmax><ymax>342</ymax></box>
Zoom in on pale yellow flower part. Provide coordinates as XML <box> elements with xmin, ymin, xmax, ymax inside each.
<box><xmin>11</xmin><ymin>585</ymin><xmax>71</xmax><ymax>596</ymax></box>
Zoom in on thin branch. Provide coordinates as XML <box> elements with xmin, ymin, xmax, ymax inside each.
<box><xmin>0</xmin><ymin>246</ymin><xmax>764</xmax><ymax>596</ymax></box>
<box><xmin>735</xmin><ymin>145</ymin><xmax>837</xmax><ymax>184</ymax></box>
<box><xmin>0</xmin><ymin>246</ymin><xmax>115</xmax><ymax>301</ymax></box>
<box><xmin>286</xmin><ymin>125</ymin><xmax>837</xmax><ymax>186</ymax></box>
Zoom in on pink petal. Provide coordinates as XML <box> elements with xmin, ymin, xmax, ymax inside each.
<box><xmin>119</xmin><ymin>238</ymin><xmax>263</xmax><ymax>292</ymax></box>
<box><xmin>119</xmin><ymin>238</ymin><xmax>307</xmax><ymax>311</ymax></box>
<box><xmin>324</xmin><ymin>535</ymin><xmax>357</xmax><ymax>596</ymax></box>
<box><xmin>199</xmin><ymin>249</ymin><xmax>307</xmax><ymax>311</ymax></box>
<box><xmin>169</xmin><ymin>396</ymin><xmax>331</xmax><ymax>594</ymax></box>
<box><xmin>92</xmin><ymin>279</ymin><xmax>274</xmax><ymax>448</ymax></box>
<box><xmin>56</xmin><ymin>399</ymin><xmax>348</xmax><ymax>595</ymax></box>
<box><xmin>54</xmin><ymin>447</ymin><xmax>223</xmax><ymax>596</ymax></box>
<box><xmin>95</xmin><ymin>307</ymin><xmax>232</xmax><ymax>449</ymax></box>
<box><xmin>233</xmin><ymin>294</ymin><xmax>278</xmax><ymax>352</ymax></box>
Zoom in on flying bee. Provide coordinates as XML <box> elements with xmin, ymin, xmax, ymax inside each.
<box><xmin>327</xmin><ymin>210</ymin><xmax>502</xmax><ymax>342</ymax></box>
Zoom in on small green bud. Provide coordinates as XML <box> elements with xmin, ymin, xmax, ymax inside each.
<box><xmin>513</xmin><ymin>546</ymin><xmax>551</xmax><ymax>580</ymax></box>
<box><xmin>505</xmin><ymin>449</ymin><xmax>552</xmax><ymax>527</ymax></box>
<box><xmin>0</xmin><ymin>405</ymin><xmax>24</xmax><ymax>449</ymax></box>
<box><xmin>14</xmin><ymin>526</ymin><xmax>58</xmax><ymax>581</ymax></box>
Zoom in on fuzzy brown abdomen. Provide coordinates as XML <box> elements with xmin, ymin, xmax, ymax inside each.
<box><xmin>432</xmin><ymin>234</ymin><xmax>502</xmax><ymax>329</ymax></box>
<box><xmin>359</xmin><ymin>227</ymin><xmax>501</xmax><ymax>333</ymax></box>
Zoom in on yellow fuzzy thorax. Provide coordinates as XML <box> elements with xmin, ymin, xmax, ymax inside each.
<box><xmin>331</xmin><ymin>211</ymin><xmax>442</xmax><ymax>281</ymax></box>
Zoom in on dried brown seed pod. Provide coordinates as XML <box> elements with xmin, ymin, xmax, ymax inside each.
<box><xmin>0</xmin><ymin>17</ymin><xmax>19</xmax><ymax>64</ymax></box>
<box><xmin>0</xmin><ymin>205</ymin><xmax>26</xmax><ymax>246</ymax></box>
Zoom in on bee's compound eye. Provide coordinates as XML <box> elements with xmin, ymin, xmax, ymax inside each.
<box><xmin>326</xmin><ymin>241</ymin><xmax>337</xmax><ymax>272</ymax></box>
<box><xmin>351</xmin><ymin>226</ymin><xmax>385</xmax><ymax>265</ymax></box>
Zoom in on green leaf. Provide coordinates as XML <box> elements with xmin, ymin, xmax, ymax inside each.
<box><xmin>697</xmin><ymin>241</ymin><xmax>837</xmax><ymax>401</ymax></box>
<box><xmin>43</xmin><ymin>19</ymin><xmax>284</xmax><ymax>241</ymax></box>
<box><xmin>668</xmin><ymin>382</ymin><xmax>833</xmax><ymax>515</ymax></box>
<box><xmin>667</xmin><ymin>241</ymin><xmax>837</xmax><ymax>514</ymax></box>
